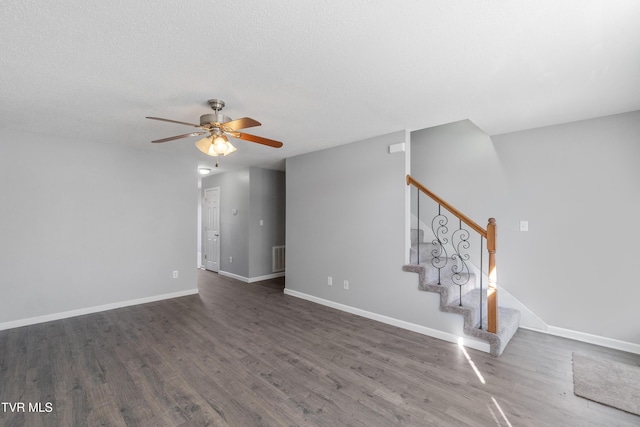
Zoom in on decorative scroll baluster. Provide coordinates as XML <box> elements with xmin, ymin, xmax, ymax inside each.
<box><xmin>451</xmin><ymin>219</ymin><xmax>471</xmax><ymax>306</ymax></box>
<box><xmin>431</xmin><ymin>205</ymin><xmax>448</xmax><ymax>285</ymax></box>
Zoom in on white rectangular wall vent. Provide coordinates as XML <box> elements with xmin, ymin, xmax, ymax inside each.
<box><xmin>272</xmin><ymin>246</ymin><xmax>286</xmax><ymax>272</ymax></box>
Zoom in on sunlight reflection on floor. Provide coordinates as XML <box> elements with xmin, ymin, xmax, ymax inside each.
<box><xmin>491</xmin><ymin>397</ymin><xmax>514</xmax><ymax>427</ymax></box>
<box><xmin>458</xmin><ymin>337</ymin><xmax>486</xmax><ymax>384</ymax></box>
<box><xmin>458</xmin><ymin>337</ymin><xmax>515</xmax><ymax>426</ymax></box>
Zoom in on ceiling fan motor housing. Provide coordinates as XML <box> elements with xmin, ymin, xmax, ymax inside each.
<box><xmin>200</xmin><ymin>113</ymin><xmax>231</xmax><ymax>126</ymax></box>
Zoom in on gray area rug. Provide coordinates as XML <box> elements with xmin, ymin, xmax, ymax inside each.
<box><xmin>573</xmin><ymin>352</ymin><xmax>640</xmax><ymax>416</ymax></box>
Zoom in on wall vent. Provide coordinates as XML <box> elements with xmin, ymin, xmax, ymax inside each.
<box><xmin>272</xmin><ymin>246</ymin><xmax>286</xmax><ymax>272</ymax></box>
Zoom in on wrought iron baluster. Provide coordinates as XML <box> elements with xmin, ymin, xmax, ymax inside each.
<box><xmin>451</xmin><ymin>218</ymin><xmax>470</xmax><ymax>306</ymax></box>
<box><xmin>431</xmin><ymin>205</ymin><xmax>448</xmax><ymax>285</ymax></box>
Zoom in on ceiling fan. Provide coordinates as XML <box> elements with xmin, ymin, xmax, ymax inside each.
<box><xmin>146</xmin><ymin>99</ymin><xmax>283</xmax><ymax>167</ymax></box>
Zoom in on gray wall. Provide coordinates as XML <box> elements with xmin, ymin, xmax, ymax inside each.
<box><xmin>412</xmin><ymin>111</ymin><xmax>640</xmax><ymax>345</ymax></box>
<box><xmin>249</xmin><ymin>167</ymin><xmax>286</xmax><ymax>277</ymax></box>
<box><xmin>202</xmin><ymin>167</ymin><xmax>285</xmax><ymax>279</ymax></box>
<box><xmin>286</xmin><ymin>130</ymin><xmax>469</xmax><ymax>336</ymax></box>
<box><xmin>0</xmin><ymin>128</ymin><xmax>198</xmax><ymax>325</ymax></box>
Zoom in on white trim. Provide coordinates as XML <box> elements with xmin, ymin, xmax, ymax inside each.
<box><xmin>520</xmin><ymin>325</ymin><xmax>640</xmax><ymax>355</ymax></box>
<box><xmin>218</xmin><ymin>270</ymin><xmax>248</xmax><ymax>282</ymax></box>
<box><xmin>283</xmin><ymin>288</ymin><xmax>490</xmax><ymax>353</ymax></box>
<box><xmin>219</xmin><ymin>270</ymin><xmax>285</xmax><ymax>283</ymax></box>
<box><xmin>404</xmin><ymin>132</ymin><xmax>412</xmax><ymax>265</ymax></box>
<box><xmin>249</xmin><ymin>272</ymin><xmax>285</xmax><ymax>283</ymax></box>
<box><xmin>0</xmin><ymin>288</ymin><xmax>199</xmax><ymax>332</ymax></box>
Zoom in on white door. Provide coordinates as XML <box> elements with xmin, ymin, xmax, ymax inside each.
<box><xmin>204</xmin><ymin>187</ymin><xmax>220</xmax><ymax>272</ymax></box>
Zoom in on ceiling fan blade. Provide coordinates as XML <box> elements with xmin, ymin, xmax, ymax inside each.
<box><xmin>234</xmin><ymin>132</ymin><xmax>283</xmax><ymax>148</ymax></box>
<box><xmin>146</xmin><ymin>116</ymin><xmax>201</xmax><ymax>127</ymax></box>
<box><xmin>152</xmin><ymin>131</ymin><xmax>208</xmax><ymax>143</ymax></box>
<box><xmin>221</xmin><ymin>117</ymin><xmax>261</xmax><ymax>131</ymax></box>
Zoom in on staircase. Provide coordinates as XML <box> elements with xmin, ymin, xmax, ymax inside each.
<box><xmin>404</xmin><ymin>228</ymin><xmax>520</xmax><ymax>356</ymax></box>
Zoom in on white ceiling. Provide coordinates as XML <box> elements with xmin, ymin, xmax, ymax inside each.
<box><xmin>2</xmin><ymin>1</ymin><xmax>639</xmax><ymax>172</ymax></box>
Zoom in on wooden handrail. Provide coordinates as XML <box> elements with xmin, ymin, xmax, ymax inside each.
<box><xmin>407</xmin><ymin>174</ymin><xmax>498</xmax><ymax>334</ymax></box>
<box><xmin>406</xmin><ymin>175</ymin><xmax>487</xmax><ymax>238</ymax></box>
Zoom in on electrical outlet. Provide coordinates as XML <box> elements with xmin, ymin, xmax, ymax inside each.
<box><xmin>229</xmin><ymin>256</ymin><xmax>233</xmax><ymax>263</ymax></box>
<box><xmin>343</xmin><ymin>280</ymin><xmax>349</xmax><ymax>290</ymax></box>
<box><xmin>520</xmin><ymin>220</ymin><xmax>529</xmax><ymax>232</ymax></box>
<box><xmin>328</xmin><ymin>276</ymin><xmax>333</xmax><ymax>286</ymax></box>
<box><xmin>173</xmin><ymin>270</ymin><xmax>179</xmax><ymax>279</ymax></box>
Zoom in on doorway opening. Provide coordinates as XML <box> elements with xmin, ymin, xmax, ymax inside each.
<box><xmin>203</xmin><ymin>187</ymin><xmax>220</xmax><ymax>272</ymax></box>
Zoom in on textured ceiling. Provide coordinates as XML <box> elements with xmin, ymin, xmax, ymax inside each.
<box><xmin>2</xmin><ymin>0</ymin><xmax>639</xmax><ymax>172</ymax></box>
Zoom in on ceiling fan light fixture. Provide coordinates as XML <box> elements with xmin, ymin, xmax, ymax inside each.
<box><xmin>194</xmin><ymin>134</ymin><xmax>237</xmax><ymax>157</ymax></box>
<box><xmin>195</xmin><ymin>135</ymin><xmax>215</xmax><ymax>156</ymax></box>
<box><xmin>212</xmin><ymin>135</ymin><xmax>230</xmax><ymax>154</ymax></box>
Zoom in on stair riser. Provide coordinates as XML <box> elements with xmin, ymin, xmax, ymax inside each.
<box><xmin>409</xmin><ymin>244</ymin><xmax>438</xmax><ymax>264</ymax></box>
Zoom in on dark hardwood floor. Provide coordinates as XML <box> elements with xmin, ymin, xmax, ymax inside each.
<box><xmin>1</xmin><ymin>270</ymin><xmax>639</xmax><ymax>426</ymax></box>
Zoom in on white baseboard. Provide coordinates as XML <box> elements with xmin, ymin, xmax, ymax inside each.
<box><xmin>250</xmin><ymin>272</ymin><xmax>285</xmax><ymax>283</ymax></box>
<box><xmin>219</xmin><ymin>270</ymin><xmax>285</xmax><ymax>283</ymax></box>
<box><xmin>0</xmin><ymin>288</ymin><xmax>199</xmax><ymax>332</ymax></box>
<box><xmin>218</xmin><ymin>270</ymin><xmax>247</xmax><ymax>282</ymax></box>
<box><xmin>283</xmin><ymin>288</ymin><xmax>490</xmax><ymax>353</ymax></box>
<box><xmin>520</xmin><ymin>325</ymin><xmax>640</xmax><ymax>355</ymax></box>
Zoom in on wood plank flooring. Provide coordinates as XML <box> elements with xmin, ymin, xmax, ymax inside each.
<box><xmin>1</xmin><ymin>270</ymin><xmax>639</xmax><ymax>426</ymax></box>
